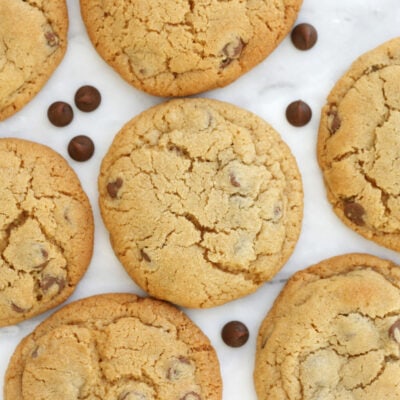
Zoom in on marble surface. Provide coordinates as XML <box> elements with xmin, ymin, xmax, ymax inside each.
<box><xmin>1</xmin><ymin>0</ymin><xmax>400</xmax><ymax>398</ymax></box>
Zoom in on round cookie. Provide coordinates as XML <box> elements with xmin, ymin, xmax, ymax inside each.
<box><xmin>0</xmin><ymin>138</ymin><xmax>94</xmax><ymax>327</ymax></box>
<box><xmin>80</xmin><ymin>0</ymin><xmax>303</xmax><ymax>97</ymax></box>
<box><xmin>5</xmin><ymin>293</ymin><xmax>222</xmax><ymax>400</ymax></box>
<box><xmin>0</xmin><ymin>0</ymin><xmax>68</xmax><ymax>121</ymax></box>
<box><xmin>254</xmin><ymin>253</ymin><xmax>400</xmax><ymax>400</ymax></box>
<box><xmin>318</xmin><ymin>37</ymin><xmax>400</xmax><ymax>251</ymax></box>
<box><xmin>98</xmin><ymin>98</ymin><xmax>303</xmax><ymax>308</ymax></box>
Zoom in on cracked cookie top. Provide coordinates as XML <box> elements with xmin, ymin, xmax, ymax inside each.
<box><xmin>254</xmin><ymin>253</ymin><xmax>400</xmax><ymax>400</ymax></box>
<box><xmin>0</xmin><ymin>138</ymin><xmax>94</xmax><ymax>326</ymax></box>
<box><xmin>5</xmin><ymin>293</ymin><xmax>222</xmax><ymax>400</ymax></box>
<box><xmin>318</xmin><ymin>37</ymin><xmax>400</xmax><ymax>251</ymax></box>
<box><xmin>79</xmin><ymin>0</ymin><xmax>302</xmax><ymax>97</ymax></box>
<box><xmin>98</xmin><ymin>98</ymin><xmax>303</xmax><ymax>308</ymax></box>
<box><xmin>0</xmin><ymin>0</ymin><xmax>68</xmax><ymax>121</ymax></box>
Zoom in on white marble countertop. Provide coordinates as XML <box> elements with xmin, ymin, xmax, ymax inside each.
<box><xmin>1</xmin><ymin>0</ymin><xmax>400</xmax><ymax>398</ymax></box>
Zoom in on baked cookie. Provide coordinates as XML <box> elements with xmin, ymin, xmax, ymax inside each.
<box><xmin>318</xmin><ymin>37</ymin><xmax>400</xmax><ymax>251</ymax></box>
<box><xmin>0</xmin><ymin>0</ymin><xmax>68</xmax><ymax>121</ymax></box>
<box><xmin>5</xmin><ymin>293</ymin><xmax>222</xmax><ymax>400</ymax></box>
<box><xmin>98</xmin><ymin>98</ymin><xmax>303</xmax><ymax>308</ymax></box>
<box><xmin>80</xmin><ymin>0</ymin><xmax>303</xmax><ymax>97</ymax></box>
<box><xmin>0</xmin><ymin>138</ymin><xmax>94</xmax><ymax>327</ymax></box>
<box><xmin>255</xmin><ymin>253</ymin><xmax>400</xmax><ymax>400</ymax></box>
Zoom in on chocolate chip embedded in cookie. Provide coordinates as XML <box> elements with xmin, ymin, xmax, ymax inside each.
<box><xmin>0</xmin><ymin>138</ymin><xmax>94</xmax><ymax>327</ymax></box>
<box><xmin>4</xmin><ymin>294</ymin><xmax>222</xmax><ymax>400</ymax></box>
<box><xmin>98</xmin><ymin>98</ymin><xmax>303</xmax><ymax>308</ymax></box>
<box><xmin>80</xmin><ymin>0</ymin><xmax>303</xmax><ymax>96</ymax></box>
<box><xmin>0</xmin><ymin>0</ymin><xmax>68</xmax><ymax>121</ymax></box>
<box><xmin>318</xmin><ymin>37</ymin><xmax>400</xmax><ymax>251</ymax></box>
<box><xmin>255</xmin><ymin>253</ymin><xmax>400</xmax><ymax>400</ymax></box>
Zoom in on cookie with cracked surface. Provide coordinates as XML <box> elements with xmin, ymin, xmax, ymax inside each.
<box><xmin>98</xmin><ymin>98</ymin><xmax>303</xmax><ymax>308</ymax></box>
<box><xmin>0</xmin><ymin>0</ymin><xmax>68</xmax><ymax>121</ymax></box>
<box><xmin>79</xmin><ymin>0</ymin><xmax>302</xmax><ymax>97</ymax></box>
<box><xmin>254</xmin><ymin>253</ymin><xmax>400</xmax><ymax>400</ymax></box>
<box><xmin>5</xmin><ymin>293</ymin><xmax>222</xmax><ymax>400</ymax></box>
<box><xmin>318</xmin><ymin>37</ymin><xmax>400</xmax><ymax>251</ymax></box>
<box><xmin>0</xmin><ymin>138</ymin><xmax>94</xmax><ymax>327</ymax></box>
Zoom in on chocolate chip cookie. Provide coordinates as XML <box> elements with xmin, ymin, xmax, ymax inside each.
<box><xmin>318</xmin><ymin>37</ymin><xmax>400</xmax><ymax>251</ymax></box>
<box><xmin>0</xmin><ymin>0</ymin><xmax>68</xmax><ymax>121</ymax></box>
<box><xmin>0</xmin><ymin>138</ymin><xmax>94</xmax><ymax>327</ymax></box>
<box><xmin>255</xmin><ymin>253</ymin><xmax>400</xmax><ymax>399</ymax></box>
<box><xmin>98</xmin><ymin>98</ymin><xmax>303</xmax><ymax>308</ymax></box>
<box><xmin>5</xmin><ymin>293</ymin><xmax>222</xmax><ymax>400</ymax></box>
<box><xmin>80</xmin><ymin>0</ymin><xmax>303</xmax><ymax>97</ymax></box>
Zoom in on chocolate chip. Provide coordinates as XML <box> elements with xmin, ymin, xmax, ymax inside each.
<box><xmin>220</xmin><ymin>38</ymin><xmax>244</xmax><ymax>68</ymax></box>
<box><xmin>286</xmin><ymin>100</ymin><xmax>312</xmax><ymax>127</ymax></box>
<box><xmin>140</xmin><ymin>249</ymin><xmax>151</xmax><ymax>262</ymax></box>
<box><xmin>107</xmin><ymin>178</ymin><xmax>123</xmax><ymax>198</ymax></box>
<box><xmin>166</xmin><ymin>356</ymin><xmax>191</xmax><ymax>380</ymax></box>
<box><xmin>230</xmin><ymin>172</ymin><xmax>241</xmax><ymax>187</ymax></box>
<box><xmin>41</xmin><ymin>248</ymin><xmax>49</xmax><ymax>259</ymax></box>
<box><xmin>273</xmin><ymin>205</ymin><xmax>282</xmax><ymax>221</ymax></box>
<box><xmin>48</xmin><ymin>101</ymin><xmax>73</xmax><ymax>127</ymax></box>
<box><xmin>40</xmin><ymin>276</ymin><xmax>66</xmax><ymax>294</ymax></box>
<box><xmin>74</xmin><ymin>85</ymin><xmax>101</xmax><ymax>112</ymax></box>
<box><xmin>31</xmin><ymin>347</ymin><xmax>39</xmax><ymax>358</ymax></box>
<box><xmin>68</xmin><ymin>135</ymin><xmax>95</xmax><ymax>162</ymax></box>
<box><xmin>343</xmin><ymin>200</ymin><xmax>365</xmax><ymax>226</ymax></box>
<box><xmin>180</xmin><ymin>393</ymin><xmax>201</xmax><ymax>400</ymax></box>
<box><xmin>389</xmin><ymin>320</ymin><xmax>400</xmax><ymax>342</ymax></box>
<box><xmin>329</xmin><ymin>109</ymin><xmax>341</xmax><ymax>134</ymax></box>
<box><xmin>11</xmin><ymin>302</ymin><xmax>28</xmax><ymax>313</ymax></box>
<box><xmin>221</xmin><ymin>320</ymin><xmax>249</xmax><ymax>347</ymax></box>
<box><xmin>119</xmin><ymin>392</ymin><xmax>146</xmax><ymax>400</ymax></box>
<box><xmin>45</xmin><ymin>31</ymin><xmax>59</xmax><ymax>47</ymax></box>
<box><xmin>291</xmin><ymin>23</ymin><xmax>318</xmax><ymax>50</ymax></box>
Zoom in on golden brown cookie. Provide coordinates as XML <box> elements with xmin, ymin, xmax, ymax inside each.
<box><xmin>5</xmin><ymin>293</ymin><xmax>222</xmax><ymax>400</ymax></box>
<box><xmin>80</xmin><ymin>0</ymin><xmax>303</xmax><ymax>97</ymax></box>
<box><xmin>254</xmin><ymin>253</ymin><xmax>400</xmax><ymax>400</ymax></box>
<box><xmin>318</xmin><ymin>37</ymin><xmax>400</xmax><ymax>251</ymax></box>
<box><xmin>0</xmin><ymin>0</ymin><xmax>68</xmax><ymax>121</ymax></box>
<box><xmin>0</xmin><ymin>138</ymin><xmax>94</xmax><ymax>327</ymax></box>
<box><xmin>98</xmin><ymin>98</ymin><xmax>303</xmax><ymax>308</ymax></box>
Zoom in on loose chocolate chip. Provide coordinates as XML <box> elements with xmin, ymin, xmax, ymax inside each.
<box><xmin>220</xmin><ymin>38</ymin><xmax>244</xmax><ymax>68</ymax></box>
<box><xmin>221</xmin><ymin>320</ymin><xmax>249</xmax><ymax>347</ymax></box>
<box><xmin>343</xmin><ymin>201</ymin><xmax>365</xmax><ymax>226</ymax></box>
<box><xmin>389</xmin><ymin>320</ymin><xmax>400</xmax><ymax>342</ymax></box>
<box><xmin>107</xmin><ymin>178</ymin><xmax>123</xmax><ymax>198</ymax></box>
<box><xmin>180</xmin><ymin>392</ymin><xmax>201</xmax><ymax>400</ymax></box>
<box><xmin>40</xmin><ymin>276</ymin><xmax>66</xmax><ymax>293</ymax></box>
<box><xmin>74</xmin><ymin>85</ymin><xmax>101</xmax><ymax>112</ymax></box>
<box><xmin>48</xmin><ymin>101</ymin><xmax>73</xmax><ymax>127</ymax></box>
<box><xmin>230</xmin><ymin>172</ymin><xmax>241</xmax><ymax>187</ymax></box>
<box><xmin>286</xmin><ymin>100</ymin><xmax>312</xmax><ymax>127</ymax></box>
<box><xmin>291</xmin><ymin>23</ymin><xmax>318</xmax><ymax>50</ymax></box>
<box><xmin>68</xmin><ymin>135</ymin><xmax>95</xmax><ymax>162</ymax></box>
